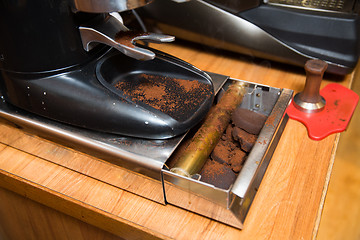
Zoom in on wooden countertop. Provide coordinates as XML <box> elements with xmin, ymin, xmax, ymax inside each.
<box><xmin>0</xmin><ymin>42</ymin><xmax>356</xmax><ymax>239</ymax></box>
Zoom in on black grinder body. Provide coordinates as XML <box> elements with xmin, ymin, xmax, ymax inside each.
<box><xmin>0</xmin><ymin>0</ymin><xmax>215</xmax><ymax>139</ymax></box>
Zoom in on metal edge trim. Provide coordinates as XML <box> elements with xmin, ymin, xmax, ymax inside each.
<box><xmin>229</xmin><ymin>88</ymin><xmax>294</xmax><ymax>223</ymax></box>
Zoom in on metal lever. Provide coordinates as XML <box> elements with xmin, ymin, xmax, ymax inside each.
<box><xmin>71</xmin><ymin>0</ymin><xmax>153</xmax><ymax>13</ymax></box>
<box><xmin>79</xmin><ymin>13</ymin><xmax>175</xmax><ymax>60</ymax></box>
<box><xmin>293</xmin><ymin>59</ymin><xmax>328</xmax><ymax>113</ymax></box>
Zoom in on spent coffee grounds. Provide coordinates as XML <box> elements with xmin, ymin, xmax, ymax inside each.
<box><xmin>113</xmin><ymin>73</ymin><xmax>212</xmax><ymax>121</ymax></box>
<box><xmin>199</xmin><ymin>108</ymin><xmax>267</xmax><ymax>189</ymax></box>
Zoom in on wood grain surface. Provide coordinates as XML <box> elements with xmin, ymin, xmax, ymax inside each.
<box><xmin>0</xmin><ymin>41</ymin><xmax>355</xmax><ymax>240</ymax></box>
<box><xmin>317</xmin><ymin>69</ymin><xmax>360</xmax><ymax>240</ymax></box>
<box><xmin>0</xmin><ymin>187</ymin><xmax>125</xmax><ymax>240</ymax></box>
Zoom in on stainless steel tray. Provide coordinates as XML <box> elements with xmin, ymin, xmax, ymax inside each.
<box><xmin>163</xmin><ymin>79</ymin><xmax>293</xmax><ymax>228</ymax></box>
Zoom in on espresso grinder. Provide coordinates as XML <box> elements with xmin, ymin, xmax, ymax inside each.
<box><xmin>0</xmin><ymin>0</ymin><xmax>215</xmax><ymax>139</ymax></box>
<box><xmin>0</xmin><ymin>0</ymin><xmax>294</xmax><ymax>229</ymax></box>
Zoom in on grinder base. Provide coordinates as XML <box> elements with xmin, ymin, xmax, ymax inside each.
<box><xmin>0</xmin><ymin>48</ymin><xmax>214</xmax><ymax>139</ymax></box>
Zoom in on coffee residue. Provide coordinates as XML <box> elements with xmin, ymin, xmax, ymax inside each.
<box><xmin>200</xmin><ymin>159</ymin><xmax>237</xmax><ymax>190</ymax></box>
<box><xmin>114</xmin><ymin>73</ymin><xmax>212</xmax><ymax>121</ymax></box>
<box><xmin>199</xmin><ymin>108</ymin><xmax>267</xmax><ymax>189</ymax></box>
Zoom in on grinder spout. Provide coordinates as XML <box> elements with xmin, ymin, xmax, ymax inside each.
<box><xmin>79</xmin><ymin>13</ymin><xmax>175</xmax><ymax>60</ymax></box>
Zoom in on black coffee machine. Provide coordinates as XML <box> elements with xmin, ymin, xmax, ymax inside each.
<box><xmin>0</xmin><ymin>0</ymin><xmax>214</xmax><ymax>139</ymax></box>
<box><xmin>139</xmin><ymin>0</ymin><xmax>360</xmax><ymax>75</ymax></box>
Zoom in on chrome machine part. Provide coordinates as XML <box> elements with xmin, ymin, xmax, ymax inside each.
<box><xmin>79</xmin><ymin>13</ymin><xmax>175</xmax><ymax>60</ymax></box>
<box><xmin>71</xmin><ymin>0</ymin><xmax>153</xmax><ymax>13</ymax></box>
<box><xmin>293</xmin><ymin>94</ymin><xmax>326</xmax><ymax>113</ymax></box>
